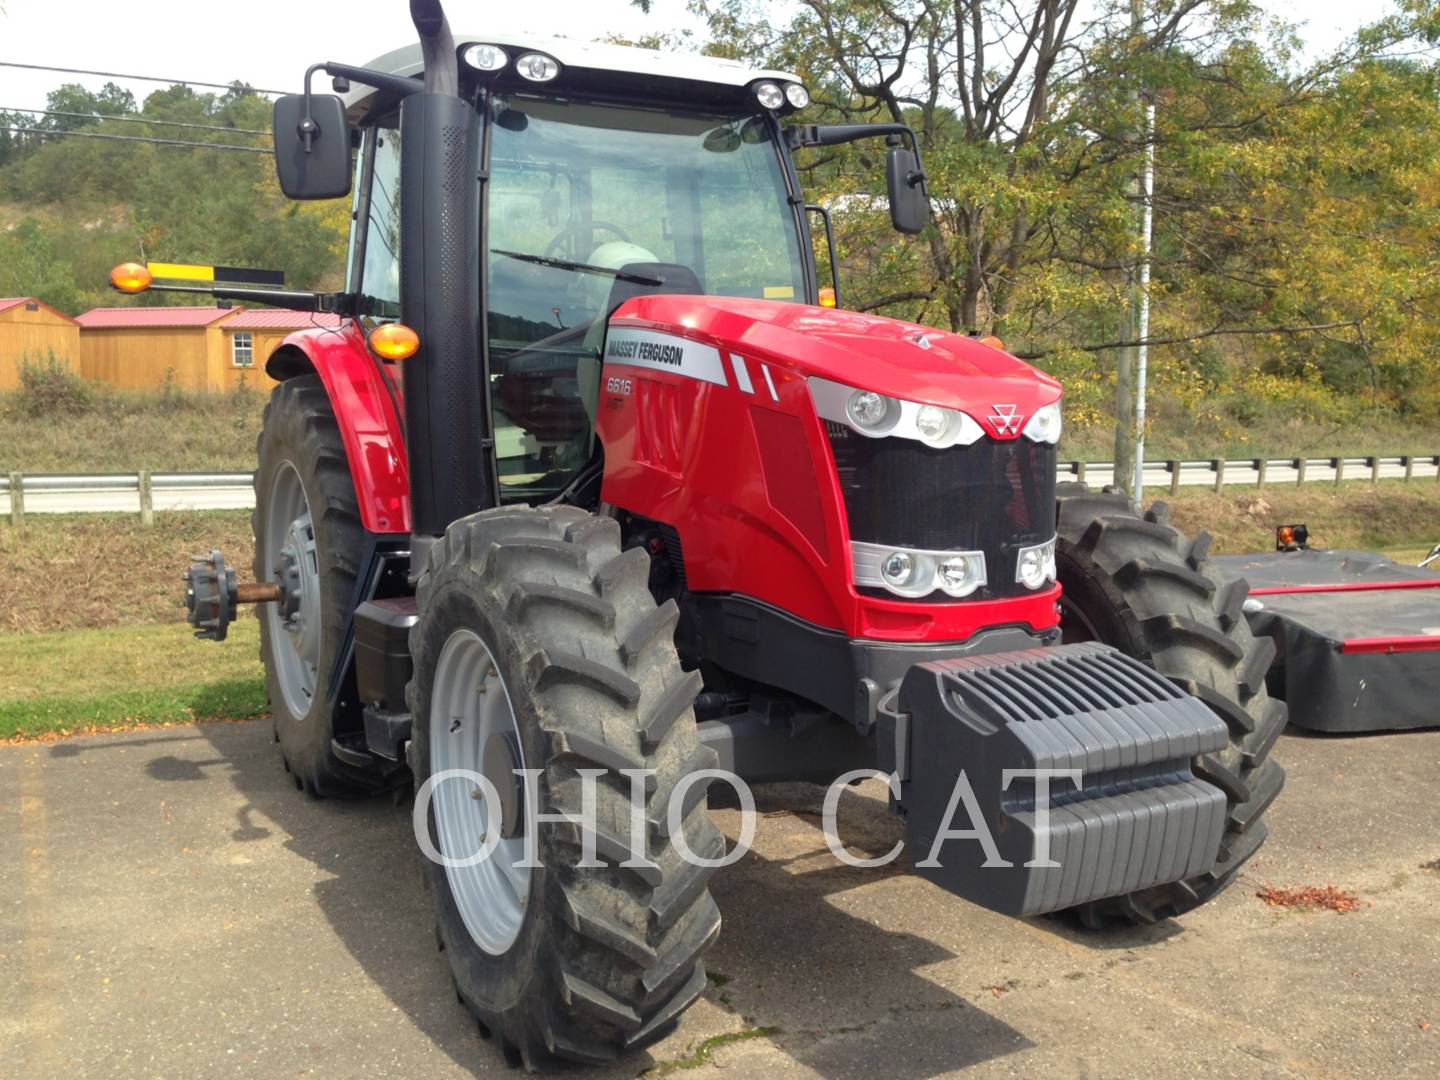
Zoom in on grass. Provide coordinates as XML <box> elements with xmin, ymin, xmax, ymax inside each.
<box><xmin>1157</xmin><ymin>481</ymin><xmax>1440</xmax><ymax>555</ymax></box>
<box><xmin>0</xmin><ymin>619</ymin><xmax>265</xmax><ymax>742</ymax></box>
<box><xmin>0</xmin><ymin>383</ymin><xmax>266</xmax><ymax>473</ymax></box>
<box><xmin>0</xmin><ymin>480</ymin><xmax>1437</xmax><ymax>741</ymax></box>
<box><xmin>643</xmin><ymin>1027</ymin><xmax>781</xmax><ymax>1075</ymax></box>
<box><xmin>0</xmin><ymin>510</ymin><xmax>254</xmax><ymax>633</ymax></box>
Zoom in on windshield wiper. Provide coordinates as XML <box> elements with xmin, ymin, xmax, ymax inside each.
<box><xmin>491</xmin><ymin>249</ymin><xmax>663</xmax><ymax>287</ymax></box>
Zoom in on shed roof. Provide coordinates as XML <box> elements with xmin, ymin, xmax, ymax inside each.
<box><xmin>0</xmin><ymin>297</ymin><xmax>77</xmax><ymax>322</ymax></box>
<box><xmin>75</xmin><ymin>306</ymin><xmax>239</xmax><ymax>329</ymax></box>
<box><xmin>224</xmin><ymin>310</ymin><xmax>345</xmax><ymax>330</ymax></box>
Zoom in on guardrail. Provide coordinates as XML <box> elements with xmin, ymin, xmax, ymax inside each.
<box><xmin>4</xmin><ymin>455</ymin><xmax>1439</xmax><ymax>525</ymax></box>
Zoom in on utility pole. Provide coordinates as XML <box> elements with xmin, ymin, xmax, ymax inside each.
<box><xmin>1131</xmin><ymin>100</ymin><xmax>1155</xmax><ymax>509</ymax></box>
<box><xmin>1112</xmin><ymin>0</ymin><xmax>1144</xmax><ymax>500</ymax></box>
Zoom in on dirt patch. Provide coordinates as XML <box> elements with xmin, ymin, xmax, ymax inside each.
<box><xmin>1255</xmin><ymin>883</ymin><xmax>1364</xmax><ymax>913</ymax></box>
<box><xmin>0</xmin><ymin>511</ymin><xmax>254</xmax><ymax>633</ymax></box>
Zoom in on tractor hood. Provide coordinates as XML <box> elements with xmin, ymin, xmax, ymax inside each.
<box><xmin>609</xmin><ymin>294</ymin><xmax>1060</xmax><ymax>438</ymax></box>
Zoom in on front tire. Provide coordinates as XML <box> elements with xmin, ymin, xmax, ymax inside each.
<box><xmin>1055</xmin><ymin>485</ymin><xmax>1286</xmax><ymax>925</ymax></box>
<box><xmin>253</xmin><ymin>375</ymin><xmax>383</xmax><ymax>798</ymax></box>
<box><xmin>408</xmin><ymin>506</ymin><xmax>723</xmax><ymax>1068</ymax></box>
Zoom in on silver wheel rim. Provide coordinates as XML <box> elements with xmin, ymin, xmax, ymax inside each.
<box><xmin>430</xmin><ymin>628</ymin><xmax>532</xmax><ymax>955</ymax></box>
<box><xmin>263</xmin><ymin>461</ymin><xmax>321</xmax><ymax>719</ymax></box>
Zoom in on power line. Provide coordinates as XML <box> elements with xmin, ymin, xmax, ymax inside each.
<box><xmin>0</xmin><ymin>106</ymin><xmax>269</xmax><ymax>136</ymax></box>
<box><xmin>0</xmin><ymin>60</ymin><xmax>287</xmax><ymax>97</ymax></box>
<box><xmin>0</xmin><ymin>126</ymin><xmax>273</xmax><ymax>154</ymax></box>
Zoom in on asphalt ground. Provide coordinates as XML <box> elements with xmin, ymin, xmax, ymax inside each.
<box><xmin>1</xmin><ymin>720</ymin><xmax>1437</xmax><ymax>1078</ymax></box>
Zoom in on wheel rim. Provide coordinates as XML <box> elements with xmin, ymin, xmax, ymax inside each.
<box><xmin>430</xmin><ymin>628</ymin><xmax>532</xmax><ymax>956</ymax></box>
<box><xmin>263</xmin><ymin>461</ymin><xmax>321</xmax><ymax>719</ymax></box>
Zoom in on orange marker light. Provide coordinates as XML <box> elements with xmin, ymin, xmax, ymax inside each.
<box><xmin>978</xmin><ymin>334</ymin><xmax>1005</xmax><ymax>351</ymax></box>
<box><xmin>110</xmin><ymin>262</ymin><xmax>153</xmax><ymax>293</ymax></box>
<box><xmin>368</xmin><ymin>322</ymin><xmax>420</xmax><ymax>361</ymax></box>
<box><xmin>818</xmin><ymin>287</ymin><xmax>837</xmax><ymax>308</ymax></box>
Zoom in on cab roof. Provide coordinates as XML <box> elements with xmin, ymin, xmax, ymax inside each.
<box><xmin>343</xmin><ymin>33</ymin><xmax>801</xmax><ymax>118</ymax></box>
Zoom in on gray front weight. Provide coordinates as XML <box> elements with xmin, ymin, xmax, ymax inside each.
<box><xmin>895</xmin><ymin>642</ymin><xmax>1228</xmax><ymax>917</ymax></box>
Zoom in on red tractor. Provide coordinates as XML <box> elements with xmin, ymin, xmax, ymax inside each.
<box><xmin>138</xmin><ymin>1</ymin><xmax>1283</xmax><ymax>1068</ymax></box>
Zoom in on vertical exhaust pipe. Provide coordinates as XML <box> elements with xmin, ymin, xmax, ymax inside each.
<box><xmin>400</xmin><ymin>0</ymin><xmax>490</xmax><ymax>554</ymax></box>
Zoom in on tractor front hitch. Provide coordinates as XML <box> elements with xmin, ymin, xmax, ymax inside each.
<box><xmin>184</xmin><ymin>549</ymin><xmax>286</xmax><ymax>641</ymax></box>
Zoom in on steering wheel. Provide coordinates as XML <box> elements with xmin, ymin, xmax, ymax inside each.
<box><xmin>544</xmin><ymin>220</ymin><xmax>634</xmax><ymax>260</ymax></box>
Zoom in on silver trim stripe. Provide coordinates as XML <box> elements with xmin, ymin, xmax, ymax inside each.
<box><xmin>760</xmin><ymin>364</ymin><xmax>779</xmax><ymax>401</ymax></box>
<box><xmin>603</xmin><ymin>327</ymin><xmax>729</xmax><ymax>386</ymax></box>
<box><xmin>729</xmin><ymin>353</ymin><xmax>754</xmax><ymax>394</ymax></box>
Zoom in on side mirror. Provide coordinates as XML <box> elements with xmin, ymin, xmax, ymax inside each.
<box><xmin>272</xmin><ymin>94</ymin><xmax>352</xmax><ymax>200</ymax></box>
<box><xmin>886</xmin><ymin>145</ymin><xmax>928</xmax><ymax>234</ymax></box>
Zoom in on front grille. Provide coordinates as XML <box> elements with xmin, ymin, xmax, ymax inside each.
<box><xmin>826</xmin><ymin>424</ymin><xmax>1056</xmax><ymax>600</ymax></box>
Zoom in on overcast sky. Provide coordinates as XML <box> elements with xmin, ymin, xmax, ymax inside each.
<box><xmin>0</xmin><ymin>0</ymin><xmax>1402</xmax><ymax>112</ymax></box>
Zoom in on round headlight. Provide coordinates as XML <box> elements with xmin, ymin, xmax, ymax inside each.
<box><xmin>464</xmin><ymin>44</ymin><xmax>508</xmax><ymax>72</ymax></box>
<box><xmin>517</xmin><ymin>53</ymin><xmax>560</xmax><ymax>82</ymax></box>
<box><xmin>846</xmin><ymin>390</ymin><xmax>896</xmax><ymax>433</ymax></box>
<box><xmin>1017</xmin><ymin>548</ymin><xmax>1047</xmax><ymax>590</ymax></box>
<box><xmin>754</xmin><ymin>82</ymin><xmax>785</xmax><ymax>110</ymax></box>
<box><xmin>785</xmin><ymin>83</ymin><xmax>810</xmax><ymax>109</ymax></box>
<box><xmin>1023</xmin><ymin>400</ymin><xmax>1062</xmax><ymax>444</ymax></box>
<box><xmin>915</xmin><ymin>404</ymin><xmax>952</xmax><ymax>445</ymax></box>
<box><xmin>938</xmin><ymin>554</ymin><xmax>983</xmax><ymax>597</ymax></box>
<box><xmin>881</xmin><ymin>551</ymin><xmax>918</xmax><ymax>588</ymax></box>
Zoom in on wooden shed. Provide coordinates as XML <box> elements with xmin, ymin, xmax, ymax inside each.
<box><xmin>75</xmin><ymin>306</ymin><xmax>344</xmax><ymax>392</ymax></box>
<box><xmin>216</xmin><ymin>310</ymin><xmax>344</xmax><ymax>391</ymax></box>
<box><xmin>76</xmin><ymin>306</ymin><xmax>241</xmax><ymax>390</ymax></box>
<box><xmin>0</xmin><ymin>297</ymin><xmax>81</xmax><ymax>390</ymax></box>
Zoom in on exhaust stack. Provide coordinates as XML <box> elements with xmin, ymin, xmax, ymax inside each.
<box><xmin>400</xmin><ymin>0</ymin><xmax>490</xmax><ymax>550</ymax></box>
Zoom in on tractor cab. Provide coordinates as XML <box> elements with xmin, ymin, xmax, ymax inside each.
<box><xmin>329</xmin><ymin>35</ymin><xmax>886</xmax><ymax>505</ymax></box>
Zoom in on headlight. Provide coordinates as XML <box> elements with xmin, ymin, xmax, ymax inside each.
<box><xmin>810</xmin><ymin>377</ymin><xmax>984</xmax><ymax>448</ymax></box>
<box><xmin>1022</xmin><ymin>400</ymin><xmax>1062</xmax><ymax>444</ymax></box>
<box><xmin>852</xmin><ymin>541</ymin><xmax>987</xmax><ymax>599</ymax></box>
<box><xmin>880</xmin><ymin>551</ymin><xmax>919</xmax><ymax>589</ymax></box>
<box><xmin>1015</xmin><ymin>537</ymin><xmax>1057</xmax><ymax>590</ymax></box>
<box><xmin>516</xmin><ymin>53</ymin><xmax>560</xmax><ymax>82</ymax></box>
<box><xmin>463</xmin><ymin>44</ymin><xmax>508</xmax><ymax>72</ymax></box>
<box><xmin>846</xmin><ymin>390</ymin><xmax>898</xmax><ymax>434</ymax></box>
<box><xmin>936</xmin><ymin>553</ymin><xmax>986</xmax><ymax>597</ymax></box>
<box><xmin>754</xmin><ymin>82</ymin><xmax>785</xmax><ymax>110</ymax></box>
<box><xmin>785</xmin><ymin>84</ymin><xmax>810</xmax><ymax>109</ymax></box>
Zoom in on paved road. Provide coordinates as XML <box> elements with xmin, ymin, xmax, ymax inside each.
<box><xmin>2</xmin><ymin>721</ymin><xmax>1438</xmax><ymax>1078</ymax></box>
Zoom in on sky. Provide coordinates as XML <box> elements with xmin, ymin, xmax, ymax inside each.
<box><xmin>0</xmin><ymin>0</ymin><xmax>1403</xmax><ymax>113</ymax></box>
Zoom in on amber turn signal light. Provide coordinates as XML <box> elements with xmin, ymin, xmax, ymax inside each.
<box><xmin>110</xmin><ymin>262</ymin><xmax>152</xmax><ymax>293</ymax></box>
<box><xmin>368</xmin><ymin>322</ymin><xmax>420</xmax><ymax>361</ymax></box>
<box><xmin>1276</xmin><ymin>523</ymin><xmax>1309</xmax><ymax>552</ymax></box>
<box><xmin>978</xmin><ymin>334</ymin><xmax>1005</xmax><ymax>351</ymax></box>
<box><xmin>818</xmin><ymin>287</ymin><xmax>837</xmax><ymax>308</ymax></box>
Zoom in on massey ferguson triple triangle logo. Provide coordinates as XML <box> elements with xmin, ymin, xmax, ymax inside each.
<box><xmin>989</xmin><ymin>404</ymin><xmax>1022</xmax><ymax>435</ymax></box>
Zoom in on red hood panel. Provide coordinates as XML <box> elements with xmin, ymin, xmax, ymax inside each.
<box><xmin>611</xmin><ymin>295</ymin><xmax>1060</xmax><ymax>438</ymax></box>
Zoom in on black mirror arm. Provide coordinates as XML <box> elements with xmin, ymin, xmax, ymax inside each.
<box><xmin>787</xmin><ymin>122</ymin><xmax>930</xmax><ymax>197</ymax></box>
<box><xmin>296</xmin><ymin>60</ymin><xmax>424</xmax><ymax>153</ymax></box>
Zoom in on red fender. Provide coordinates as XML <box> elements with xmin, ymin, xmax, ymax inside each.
<box><xmin>268</xmin><ymin>321</ymin><xmax>411</xmax><ymax>535</ymax></box>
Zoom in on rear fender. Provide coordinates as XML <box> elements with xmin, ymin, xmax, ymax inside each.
<box><xmin>267</xmin><ymin>322</ymin><xmax>411</xmax><ymax>535</ymax></box>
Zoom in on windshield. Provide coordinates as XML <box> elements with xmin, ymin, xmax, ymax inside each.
<box><xmin>485</xmin><ymin>97</ymin><xmax>807</xmax><ymax>501</ymax></box>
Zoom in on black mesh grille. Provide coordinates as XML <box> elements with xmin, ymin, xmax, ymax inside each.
<box><xmin>827</xmin><ymin>425</ymin><xmax>1057</xmax><ymax>601</ymax></box>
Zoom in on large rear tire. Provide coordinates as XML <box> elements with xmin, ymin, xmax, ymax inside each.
<box><xmin>253</xmin><ymin>375</ymin><xmax>384</xmax><ymax>798</ymax></box>
<box><xmin>408</xmin><ymin>506</ymin><xmax>723</xmax><ymax>1069</ymax></box>
<box><xmin>1055</xmin><ymin>485</ymin><xmax>1286</xmax><ymax>925</ymax></box>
